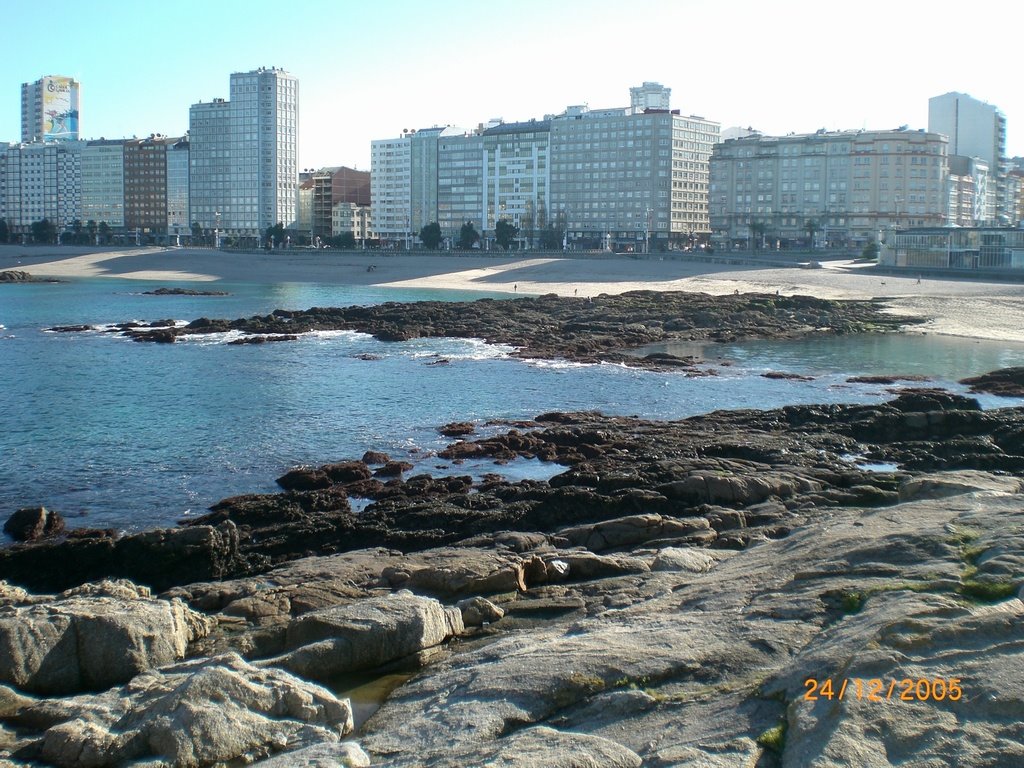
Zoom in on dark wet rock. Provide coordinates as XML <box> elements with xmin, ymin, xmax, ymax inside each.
<box><xmin>111</xmin><ymin>290</ymin><xmax>920</xmax><ymax>368</ymax></box>
<box><xmin>142</xmin><ymin>287</ymin><xmax>229</xmax><ymax>296</ymax></box>
<box><xmin>762</xmin><ymin>370</ymin><xmax>815</xmax><ymax>381</ymax></box>
<box><xmin>960</xmin><ymin>366</ymin><xmax>1024</xmax><ymax>397</ymax></box>
<box><xmin>5</xmin><ymin>390</ymin><xmax>1024</xmax><ymax>595</ymax></box>
<box><xmin>227</xmin><ymin>334</ymin><xmax>300</xmax><ymax>344</ymax></box>
<box><xmin>131</xmin><ymin>327</ymin><xmax>177</xmax><ymax>343</ymax></box>
<box><xmin>440</xmin><ymin>421</ymin><xmax>476</xmax><ymax>437</ymax></box>
<box><xmin>847</xmin><ymin>374</ymin><xmax>932</xmax><ymax>384</ymax></box>
<box><xmin>374</xmin><ymin>461</ymin><xmax>414</xmax><ymax>477</ymax></box>
<box><xmin>361</xmin><ymin>450</ymin><xmax>391</xmax><ymax>465</ymax></box>
<box><xmin>3</xmin><ymin>507</ymin><xmax>65</xmax><ymax>542</ymax></box>
<box><xmin>45</xmin><ymin>324</ymin><xmax>94</xmax><ymax>333</ymax></box>
<box><xmin>0</xmin><ymin>522</ymin><xmax>243</xmax><ymax>594</ymax></box>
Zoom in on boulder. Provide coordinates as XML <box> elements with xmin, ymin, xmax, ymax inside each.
<box><xmin>256</xmin><ymin>741</ymin><xmax>371</xmax><ymax>767</ymax></box>
<box><xmin>269</xmin><ymin>591</ymin><xmax>463</xmax><ymax>682</ymax></box>
<box><xmin>556</xmin><ymin>513</ymin><xmax>711</xmax><ymax>552</ymax></box>
<box><xmin>26</xmin><ymin>652</ymin><xmax>352</xmax><ymax>768</ymax></box>
<box><xmin>0</xmin><ymin>580</ymin><xmax>214</xmax><ymax>695</ymax></box>
<box><xmin>3</xmin><ymin>507</ymin><xmax>65</xmax><ymax>542</ymax></box>
<box><xmin>457</xmin><ymin>596</ymin><xmax>505</xmax><ymax>626</ymax></box>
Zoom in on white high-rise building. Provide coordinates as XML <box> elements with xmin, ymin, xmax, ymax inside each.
<box><xmin>189</xmin><ymin>68</ymin><xmax>298</xmax><ymax>240</ymax></box>
<box><xmin>629</xmin><ymin>82</ymin><xmax>671</xmax><ymax>113</ymax></box>
<box><xmin>928</xmin><ymin>92</ymin><xmax>1007</xmax><ymax>223</ymax></box>
<box><xmin>370</xmin><ymin>134</ymin><xmax>411</xmax><ymax>245</ymax></box>
<box><xmin>21</xmin><ymin>75</ymin><xmax>80</xmax><ymax>143</ymax></box>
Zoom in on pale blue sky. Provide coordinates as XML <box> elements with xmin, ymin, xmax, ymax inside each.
<box><xmin>2</xmin><ymin>0</ymin><xmax>1021</xmax><ymax>169</ymax></box>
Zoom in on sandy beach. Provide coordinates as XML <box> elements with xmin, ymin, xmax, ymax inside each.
<box><xmin>3</xmin><ymin>245</ymin><xmax>1024</xmax><ymax>342</ymax></box>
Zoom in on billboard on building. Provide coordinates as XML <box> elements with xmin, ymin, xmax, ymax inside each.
<box><xmin>42</xmin><ymin>77</ymin><xmax>79</xmax><ymax>141</ymax></box>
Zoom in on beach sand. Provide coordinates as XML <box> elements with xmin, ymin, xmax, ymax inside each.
<box><xmin>4</xmin><ymin>245</ymin><xmax>1024</xmax><ymax>342</ymax></box>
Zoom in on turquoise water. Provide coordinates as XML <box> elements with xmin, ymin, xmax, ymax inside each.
<box><xmin>3</xmin><ymin>278</ymin><xmax>1023</xmax><ymax>534</ymax></box>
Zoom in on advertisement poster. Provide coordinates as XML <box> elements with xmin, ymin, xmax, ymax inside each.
<box><xmin>43</xmin><ymin>77</ymin><xmax>79</xmax><ymax>141</ymax></box>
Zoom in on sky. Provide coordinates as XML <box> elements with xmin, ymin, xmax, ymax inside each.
<box><xmin>2</xmin><ymin>0</ymin><xmax>1022</xmax><ymax>170</ymax></box>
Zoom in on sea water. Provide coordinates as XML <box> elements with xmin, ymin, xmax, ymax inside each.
<box><xmin>2</xmin><ymin>277</ymin><xmax>1023</xmax><ymax>534</ymax></box>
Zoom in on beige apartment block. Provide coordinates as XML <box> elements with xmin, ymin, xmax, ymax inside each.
<box><xmin>710</xmin><ymin>128</ymin><xmax>948</xmax><ymax>250</ymax></box>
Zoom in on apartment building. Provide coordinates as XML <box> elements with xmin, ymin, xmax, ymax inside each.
<box><xmin>311</xmin><ymin>166</ymin><xmax>370</xmax><ymax>239</ymax></box>
<box><xmin>928</xmin><ymin>92</ymin><xmax>1007</xmax><ymax>223</ymax></box>
<box><xmin>550</xmin><ymin>106</ymin><xmax>717</xmax><ymax>249</ymax></box>
<box><xmin>370</xmin><ymin>135</ymin><xmax>411</xmax><ymax>244</ymax></box>
<box><xmin>167</xmin><ymin>138</ymin><xmax>189</xmax><ymax>239</ymax></box>
<box><xmin>81</xmin><ymin>139</ymin><xmax>125</xmax><ymax>228</ymax></box>
<box><xmin>370</xmin><ymin>84</ymin><xmax>718</xmax><ymax>250</ymax></box>
<box><xmin>0</xmin><ymin>141</ymin><xmax>82</xmax><ymax>235</ymax></box>
<box><xmin>22</xmin><ymin>75</ymin><xmax>80</xmax><ymax>143</ymax></box>
<box><xmin>189</xmin><ymin>67</ymin><xmax>298</xmax><ymax>239</ymax></box>
<box><xmin>710</xmin><ymin>128</ymin><xmax>948</xmax><ymax>249</ymax></box>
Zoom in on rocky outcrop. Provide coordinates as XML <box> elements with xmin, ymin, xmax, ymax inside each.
<box><xmin>356</xmin><ymin>482</ymin><xmax>1024</xmax><ymax>767</ymax></box>
<box><xmin>142</xmin><ymin>287</ymin><xmax>229</xmax><ymax>296</ymax></box>
<box><xmin>268</xmin><ymin>591</ymin><xmax>463</xmax><ymax>682</ymax></box>
<box><xmin>117</xmin><ymin>290</ymin><xmax>919</xmax><ymax>367</ymax></box>
<box><xmin>0</xmin><ymin>521</ymin><xmax>243</xmax><ymax>593</ymax></box>
<box><xmin>3</xmin><ymin>507</ymin><xmax>64</xmax><ymax>542</ymax></box>
<box><xmin>6</xmin><ymin>390</ymin><xmax>1024</xmax><ymax>594</ymax></box>
<box><xmin>13</xmin><ymin>653</ymin><xmax>352</xmax><ymax>767</ymax></box>
<box><xmin>0</xmin><ymin>580</ymin><xmax>213</xmax><ymax>695</ymax></box>
<box><xmin>960</xmin><ymin>366</ymin><xmax>1024</xmax><ymax>397</ymax></box>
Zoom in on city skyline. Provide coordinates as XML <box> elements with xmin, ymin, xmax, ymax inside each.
<box><xmin>1</xmin><ymin>0</ymin><xmax>1022</xmax><ymax>171</ymax></box>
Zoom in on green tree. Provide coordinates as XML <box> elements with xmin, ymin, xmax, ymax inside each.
<box><xmin>458</xmin><ymin>221</ymin><xmax>480</xmax><ymax>250</ymax></box>
<box><xmin>0</xmin><ymin>219</ymin><xmax>8</xmax><ymax>244</ymax></box>
<box><xmin>265</xmin><ymin>223</ymin><xmax>286</xmax><ymax>249</ymax></box>
<box><xmin>190</xmin><ymin>221</ymin><xmax>202</xmax><ymax>245</ymax></box>
<box><xmin>539</xmin><ymin>225</ymin><xmax>562</xmax><ymax>250</ymax></box>
<box><xmin>495</xmin><ymin>219</ymin><xmax>518</xmax><ymax>250</ymax></box>
<box><xmin>328</xmin><ymin>232</ymin><xmax>357</xmax><ymax>249</ymax></box>
<box><xmin>98</xmin><ymin>221</ymin><xmax>111</xmax><ymax>245</ymax></box>
<box><xmin>750</xmin><ymin>222</ymin><xmax>768</xmax><ymax>250</ymax></box>
<box><xmin>419</xmin><ymin>222</ymin><xmax>442</xmax><ymax>250</ymax></box>
<box><xmin>804</xmin><ymin>218</ymin><xmax>819</xmax><ymax>249</ymax></box>
<box><xmin>31</xmin><ymin>219</ymin><xmax>57</xmax><ymax>244</ymax></box>
<box><xmin>862</xmin><ymin>240</ymin><xmax>879</xmax><ymax>260</ymax></box>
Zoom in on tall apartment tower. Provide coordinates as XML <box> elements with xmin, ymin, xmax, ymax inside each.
<box><xmin>21</xmin><ymin>76</ymin><xmax>80</xmax><ymax>143</ymax></box>
<box><xmin>189</xmin><ymin>67</ymin><xmax>298</xmax><ymax>239</ymax></box>
<box><xmin>629</xmin><ymin>82</ymin><xmax>671</xmax><ymax>113</ymax></box>
<box><xmin>928</xmin><ymin>92</ymin><xmax>1007</xmax><ymax>223</ymax></box>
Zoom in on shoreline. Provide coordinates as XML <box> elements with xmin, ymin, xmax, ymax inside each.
<box><xmin>4</xmin><ymin>245</ymin><xmax>1024</xmax><ymax>342</ymax></box>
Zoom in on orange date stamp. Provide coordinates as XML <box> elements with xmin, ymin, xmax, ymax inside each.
<box><xmin>804</xmin><ymin>677</ymin><xmax>962</xmax><ymax>702</ymax></box>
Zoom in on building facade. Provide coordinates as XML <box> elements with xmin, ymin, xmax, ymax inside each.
<box><xmin>21</xmin><ymin>76</ymin><xmax>80</xmax><ymax>143</ymax></box>
<box><xmin>370</xmin><ymin>85</ymin><xmax>717</xmax><ymax>251</ymax></box>
<box><xmin>710</xmin><ymin>128</ymin><xmax>948</xmax><ymax>249</ymax></box>
<box><xmin>370</xmin><ymin>135</ymin><xmax>411</xmax><ymax>244</ymax></box>
<box><xmin>124</xmin><ymin>136</ymin><xmax>172</xmax><ymax>236</ymax></box>
<box><xmin>311</xmin><ymin>166</ymin><xmax>370</xmax><ymax>239</ymax></box>
<box><xmin>928</xmin><ymin>92</ymin><xmax>1007</xmax><ymax>223</ymax></box>
<box><xmin>332</xmin><ymin>202</ymin><xmax>372</xmax><ymax>242</ymax></box>
<box><xmin>167</xmin><ymin>138</ymin><xmax>190</xmax><ymax>239</ymax></box>
<box><xmin>81</xmin><ymin>139</ymin><xmax>125</xmax><ymax>228</ymax></box>
<box><xmin>0</xmin><ymin>142</ymin><xmax>82</xmax><ymax>235</ymax></box>
<box><xmin>188</xmin><ymin>99</ymin><xmax>231</xmax><ymax>235</ymax></box>
<box><xmin>549</xmin><ymin>106</ymin><xmax>717</xmax><ymax>249</ymax></box>
<box><xmin>189</xmin><ymin>68</ymin><xmax>298</xmax><ymax>240</ymax></box>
